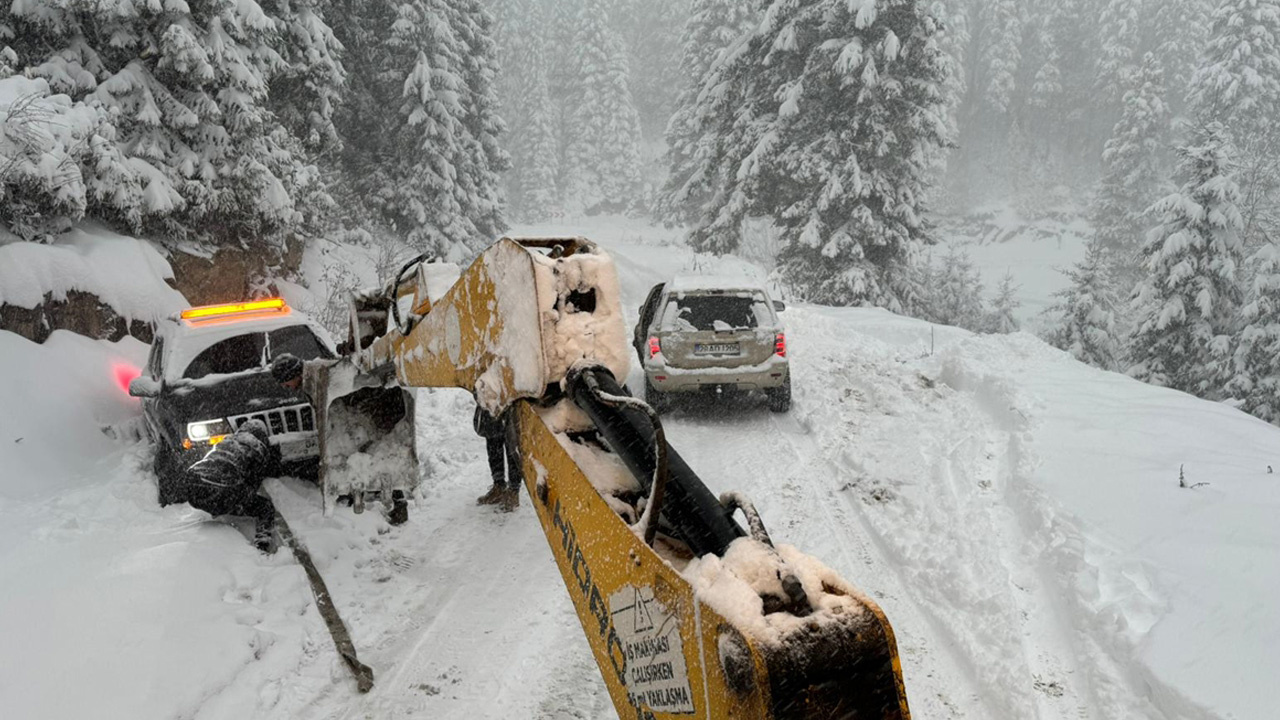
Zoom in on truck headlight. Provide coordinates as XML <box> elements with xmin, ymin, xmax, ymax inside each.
<box><xmin>187</xmin><ymin>419</ymin><xmax>232</xmax><ymax>442</ymax></box>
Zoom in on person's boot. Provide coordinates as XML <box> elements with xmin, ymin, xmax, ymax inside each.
<box><xmin>476</xmin><ymin>484</ymin><xmax>506</xmax><ymax>506</ymax></box>
<box><xmin>497</xmin><ymin>485</ymin><xmax>520</xmax><ymax>513</ymax></box>
<box><xmin>254</xmin><ymin>515</ymin><xmax>278</xmax><ymax>555</ymax></box>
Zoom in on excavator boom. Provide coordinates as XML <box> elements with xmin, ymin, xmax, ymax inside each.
<box><xmin>313</xmin><ymin>237</ymin><xmax>911</xmax><ymax>719</ymax></box>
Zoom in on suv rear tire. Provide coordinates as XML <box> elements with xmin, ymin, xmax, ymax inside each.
<box><xmin>767</xmin><ymin>375</ymin><xmax>792</xmax><ymax>413</ymax></box>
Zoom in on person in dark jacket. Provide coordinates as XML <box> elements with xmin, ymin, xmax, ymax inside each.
<box><xmin>184</xmin><ymin>419</ymin><xmax>278</xmax><ymax>553</ymax></box>
<box><xmin>473</xmin><ymin>404</ymin><xmax>519</xmax><ymax>512</ymax></box>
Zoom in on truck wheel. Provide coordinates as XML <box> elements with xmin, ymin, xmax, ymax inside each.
<box><xmin>153</xmin><ymin>441</ymin><xmax>185</xmax><ymax>506</ymax></box>
<box><xmin>644</xmin><ymin>378</ymin><xmax>670</xmax><ymax>414</ymax></box>
<box><xmin>388</xmin><ymin>490</ymin><xmax>409</xmax><ymax>525</ymax></box>
<box><xmin>767</xmin><ymin>375</ymin><xmax>792</xmax><ymax>413</ymax></box>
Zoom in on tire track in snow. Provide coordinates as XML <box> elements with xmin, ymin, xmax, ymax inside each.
<box><xmin>659</xmin><ymin>401</ymin><xmax>991</xmax><ymax>719</ymax></box>
<box><xmin>773</xmin><ymin>307</ymin><xmax>1113</xmax><ymax>719</ymax></box>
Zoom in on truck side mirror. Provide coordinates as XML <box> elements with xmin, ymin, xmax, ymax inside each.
<box><xmin>129</xmin><ymin>376</ymin><xmax>162</xmax><ymax>398</ymax></box>
<box><xmin>773</xmin><ymin>300</ymin><xmax>787</xmax><ymax>312</ymax></box>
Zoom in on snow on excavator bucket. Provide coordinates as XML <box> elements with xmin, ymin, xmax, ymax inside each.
<box><xmin>300</xmin><ymin>257</ymin><xmax>462</xmax><ymax>521</ymax></box>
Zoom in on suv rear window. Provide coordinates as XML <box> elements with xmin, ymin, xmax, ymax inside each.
<box><xmin>180</xmin><ymin>325</ymin><xmax>332</xmax><ymax>380</ymax></box>
<box><xmin>662</xmin><ymin>294</ymin><xmax>770</xmax><ymax>332</ymax></box>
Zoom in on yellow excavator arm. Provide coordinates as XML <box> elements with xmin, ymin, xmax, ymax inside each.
<box><xmin>315</xmin><ymin>237</ymin><xmax>911</xmax><ymax>719</ymax></box>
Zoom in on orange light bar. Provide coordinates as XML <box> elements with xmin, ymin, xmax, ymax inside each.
<box><xmin>181</xmin><ymin>298</ymin><xmax>286</xmax><ymax>321</ymax></box>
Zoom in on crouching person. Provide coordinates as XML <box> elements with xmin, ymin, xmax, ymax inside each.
<box><xmin>184</xmin><ymin>419</ymin><xmax>278</xmax><ymax>553</ymax></box>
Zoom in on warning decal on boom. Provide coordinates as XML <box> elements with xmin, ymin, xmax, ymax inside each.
<box><xmin>610</xmin><ymin>584</ymin><xmax>695</xmax><ymax>714</ymax></box>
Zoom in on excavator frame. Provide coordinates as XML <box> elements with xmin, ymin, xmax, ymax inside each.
<box><xmin>310</xmin><ymin>236</ymin><xmax>912</xmax><ymax>719</ymax></box>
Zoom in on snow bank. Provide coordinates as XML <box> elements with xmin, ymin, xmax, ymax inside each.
<box><xmin>0</xmin><ymin>330</ymin><xmax>148</xmax><ymax>499</ymax></box>
<box><xmin>0</xmin><ymin>223</ymin><xmax>187</xmax><ymax>323</ymax></box>
<box><xmin>791</xmin><ymin>306</ymin><xmax>1280</xmax><ymax>720</ymax></box>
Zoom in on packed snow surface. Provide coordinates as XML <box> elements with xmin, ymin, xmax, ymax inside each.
<box><xmin>0</xmin><ymin>216</ymin><xmax>1275</xmax><ymax>720</ymax></box>
<box><xmin>0</xmin><ymin>223</ymin><xmax>188</xmax><ymax>322</ymax></box>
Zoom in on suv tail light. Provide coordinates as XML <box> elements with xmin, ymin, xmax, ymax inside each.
<box><xmin>648</xmin><ymin>336</ymin><xmax>661</xmax><ymax>358</ymax></box>
<box><xmin>775</xmin><ymin>333</ymin><xmax>786</xmax><ymax>357</ymax></box>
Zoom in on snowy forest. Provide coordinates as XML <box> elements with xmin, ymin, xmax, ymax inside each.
<box><xmin>4</xmin><ymin>0</ymin><xmax>1280</xmax><ymax>423</ymax></box>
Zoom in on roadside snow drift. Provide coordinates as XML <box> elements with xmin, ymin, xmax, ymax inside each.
<box><xmin>0</xmin><ymin>224</ymin><xmax>187</xmax><ymax>324</ymax></box>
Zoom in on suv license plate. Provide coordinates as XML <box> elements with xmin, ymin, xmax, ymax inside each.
<box><xmin>695</xmin><ymin>343</ymin><xmax>740</xmax><ymax>355</ymax></box>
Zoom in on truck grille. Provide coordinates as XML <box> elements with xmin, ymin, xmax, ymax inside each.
<box><xmin>229</xmin><ymin>403</ymin><xmax>315</xmax><ymax>436</ymax></box>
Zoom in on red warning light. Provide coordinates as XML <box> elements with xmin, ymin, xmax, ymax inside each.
<box><xmin>114</xmin><ymin>363</ymin><xmax>141</xmax><ymax>394</ymax></box>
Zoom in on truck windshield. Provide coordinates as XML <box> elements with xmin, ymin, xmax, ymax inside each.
<box><xmin>268</xmin><ymin>325</ymin><xmax>333</xmax><ymax>361</ymax></box>
<box><xmin>180</xmin><ymin>325</ymin><xmax>331</xmax><ymax>380</ymax></box>
<box><xmin>182</xmin><ymin>334</ymin><xmax>265</xmax><ymax>379</ymax></box>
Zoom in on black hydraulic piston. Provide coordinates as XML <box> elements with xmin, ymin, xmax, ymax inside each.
<box><xmin>565</xmin><ymin>366</ymin><xmax>745</xmax><ymax>557</ymax></box>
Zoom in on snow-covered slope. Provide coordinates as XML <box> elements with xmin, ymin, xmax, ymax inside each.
<box><xmin>0</xmin><ymin>224</ymin><xmax>188</xmax><ymax>324</ymax></box>
<box><xmin>0</xmin><ymin>220</ymin><xmax>1275</xmax><ymax>720</ymax></box>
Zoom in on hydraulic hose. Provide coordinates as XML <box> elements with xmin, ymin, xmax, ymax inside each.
<box><xmin>565</xmin><ymin>365</ymin><xmax>745</xmax><ymax>557</ymax></box>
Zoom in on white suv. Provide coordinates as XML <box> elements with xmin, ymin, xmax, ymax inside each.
<box><xmin>633</xmin><ymin>276</ymin><xmax>790</xmax><ymax>413</ymax></box>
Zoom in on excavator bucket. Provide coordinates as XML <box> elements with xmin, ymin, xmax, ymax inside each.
<box><xmin>302</xmin><ymin>257</ymin><xmax>462</xmax><ymax>520</ymax></box>
<box><xmin>300</xmin><ymin>236</ymin><xmax>912</xmax><ymax>717</ymax></box>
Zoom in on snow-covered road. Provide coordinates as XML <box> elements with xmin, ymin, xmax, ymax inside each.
<box><xmin>1</xmin><ymin>221</ymin><xmax>1276</xmax><ymax>720</ymax></box>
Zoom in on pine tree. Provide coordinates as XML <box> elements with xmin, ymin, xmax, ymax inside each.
<box><xmin>986</xmin><ymin>271</ymin><xmax>1022</xmax><ymax>333</ymax></box>
<box><xmin>1129</xmin><ymin>122</ymin><xmax>1245</xmax><ymax>395</ymax></box>
<box><xmin>492</xmin><ymin>0</ymin><xmax>553</xmax><ymax>219</ymax></box>
<box><xmin>5</xmin><ymin>0</ymin><xmax>340</xmax><ymax>245</ymax></box>
<box><xmin>686</xmin><ymin>0</ymin><xmax>950</xmax><ymax>310</ymax></box>
<box><xmin>562</xmin><ymin>0</ymin><xmax>644</xmax><ymax>214</ymax></box>
<box><xmin>922</xmin><ymin>246</ymin><xmax>987</xmax><ymax>330</ymax></box>
<box><xmin>1188</xmin><ymin>0</ymin><xmax>1280</xmax><ymax>248</ymax></box>
<box><xmin>1048</xmin><ymin>240</ymin><xmax>1123</xmax><ymax>370</ymax></box>
<box><xmin>606</xmin><ymin>0</ymin><xmax>688</xmax><ymax>142</ymax></box>
<box><xmin>331</xmin><ymin>0</ymin><xmax>508</xmax><ymax>259</ymax></box>
<box><xmin>1094</xmin><ymin>0</ymin><xmax>1143</xmax><ymax>110</ymax></box>
<box><xmin>1226</xmin><ymin>243</ymin><xmax>1280</xmax><ymax>421</ymax></box>
<box><xmin>1091</xmin><ymin>52</ymin><xmax>1170</xmax><ymax>273</ymax></box>
<box><xmin>516</xmin><ymin>45</ymin><xmax>561</xmax><ymax>221</ymax></box>
<box><xmin>1149</xmin><ymin>0</ymin><xmax>1212</xmax><ymax>118</ymax></box>
<box><xmin>978</xmin><ymin>0</ymin><xmax>1023</xmax><ymax>118</ymax></box>
<box><xmin>656</xmin><ymin>0</ymin><xmax>758</xmax><ymax>227</ymax></box>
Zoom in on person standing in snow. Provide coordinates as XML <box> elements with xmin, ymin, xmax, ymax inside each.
<box><xmin>182</xmin><ymin>419</ymin><xmax>278</xmax><ymax>553</ymax></box>
<box><xmin>473</xmin><ymin>403</ymin><xmax>520</xmax><ymax>512</ymax></box>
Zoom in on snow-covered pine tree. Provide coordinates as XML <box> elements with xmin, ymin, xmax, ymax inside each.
<box><xmin>562</xmin><ymin>0</ymin><xmax>644</xmax><ymax>214</ymax></box>
<box><xmin>922</xmin><ymin>246</ymin><xmax>986</xmax><ymax>330</ymax></box>
<box><xmin>513</xmin><ymin>40</ymin><xmax>560</xmax><ymax>221</ymax></box>
<box><xmin>687</xmin><ymin>0</ymin><xmax>950</xmax><ymax>310</ymax></box>
<box><xmin>0</xmin><ymin>76</ymin><xmax>137</xmax><ymax>241</ymax></box>
<box><xmin>331</xmin><ymin>0</ymin><xmax>508</xmax><ymax>260</ymax></box>
<box><xmin>263</xmin><ymin>0</ymin><xmax>345</xmax><ymax>154</ymax></box>
<box><xmin>606</xmin><ymin>0</ymin><xmax>687</xmax><ymax>142</ymax></box>
<box><xmin>655</xmin><ymin>0</ymin><xmax>758</xmax><ymax>228</ymax></box>
<box><xmin>1149</xmin><ymin>0</ymin><xmax>1212</xmax><ymax>119</ymax></box>
<box><xmin>450</xmin><ymin>0</ymin><xmax>509</xmax><ymax>242</ymax></box>
<box><xmin>1188</xmin><ymin>0</ymin><xmax>1280</xmax><ymax>249</ymax></box>
<box><xmin>1226</xmin><ymin>243</ymin><xmax>1280</xmax><ymax>421</ymax></box>
<box><xmin>1093</xmin><ymin>0</ymin><xmax>1143</xmax><ymax>111</ymax></box>
<box><xmin>978</xmin><ymin>0</ymin><xmax>1023</xmax><ymax>119</ymax></box>
<box><xmin>1129</xmin><ymin>122</ymin><xmax>1245</xmax><ymax>396</ymax></box>
<box><xmin>1048</xmin><ymin>240</ymin><xmax>1123</xmax><ymax>370</ymax></box>
<box><xmin>1090</xmin><ymin>51</ymin><xmax>1170</xmax><ymax>278</ymax></box>
<box><xmin>0</xmin><ymin>46</ymin><xmax>16</xmax><ymax>79</ymax></box>
<box><xmin>986</xmin><ymin>271</ymin><xmax>1021</xmax><ymax>333</ymax></box>
<box><xmin>5</xmin><ymin>0</ymin><xmax>337</xmax><ymax>245</ymax></box>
